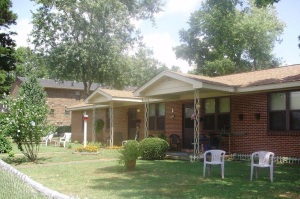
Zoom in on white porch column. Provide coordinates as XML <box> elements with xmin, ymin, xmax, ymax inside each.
<box><xmin>92</xmin><ymin>106</ymin><xmax>96</xmax><ymax>143</ymax></box>
<box><xmin>109</xmin><ymin>102</ymin><xmax>114</xmax><ymax>147</ymax></box>
<box><xmin>144</xmin><ymin>97</ymin><xmax>149</xmax><ymax>138</ymax></box>
<box><xmin>193</xmin><ymin>89</ymin><xmax>201</xmax><ymax>158</ymax></box>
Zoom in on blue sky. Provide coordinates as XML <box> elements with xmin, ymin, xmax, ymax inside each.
<box><xmin>10</xmin><ymin>0</ymin><xmax>300</xmax><ymax>73</ymax></box>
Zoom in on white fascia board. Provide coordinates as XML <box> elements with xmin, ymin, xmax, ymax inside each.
<box><xmin>236</xmin><ymin>81</ymin><xmax>300</xmax><ymax>93</ymax></box>
<box><xmin>66</xmin><ymin>104</ymin><xmax>108</xmax><ymax>111</ymax></box>
<box><xmin>201</xmin><ymin>82</ymin><xmax>236</xmax><ymax>92</ymax></box>
<box><xmin>112</xmin><ymin>97</ymin><xmax>143</xmax><ymax>103</ymax></box>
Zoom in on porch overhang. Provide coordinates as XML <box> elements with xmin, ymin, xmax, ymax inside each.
<box><xmin>133</xmin><ymin>70</ymin><xmax>235</xmax><ymax>99</ymax></box>
<box><xmin>85</xmin><ymin>88</ymin><xmax>143</xmax><ymax>106</ymax></box>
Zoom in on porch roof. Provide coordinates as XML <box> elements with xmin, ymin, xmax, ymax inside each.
<box><xmin>134</xmin><ymin>64</ymin><xmax>300</xmax><ymax>98</ymax></box>
<box><xmin>66</xmin><ymin>102</ymin><xmax>107</xmax><ymax>111</ymax></box>
<box><xmin>84</xmin><ymin>88</ymin><xmax>143</xmax><ymax>106</ymax></box>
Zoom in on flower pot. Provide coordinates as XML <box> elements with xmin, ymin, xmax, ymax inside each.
<box><xmin>125</xmin><ymin>160</ymin><xmax>136</xmax><ymax>170</ymax></box>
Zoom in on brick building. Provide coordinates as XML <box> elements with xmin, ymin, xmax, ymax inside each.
<box><xmin>69</xmin><ymin>64</ymin><xmax>300</xmax><ymax>158</ymax></box>
<box><xmin>10</xmin><ymin>77</ymin><xmax>99</xmax><ymax>126</ymax></box>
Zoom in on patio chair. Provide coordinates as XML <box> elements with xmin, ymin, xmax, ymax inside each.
<box><xmin>59</xmin><ymin>132</ymin><xmax>72</xmax><ymax>148</ymax></box>
<box><xmin>203</xmin><ymin>150</ymin><xmax>226</xmax><ymax>179</ymax></box>
<box><xmin>41</xmin><ymin>133</ymin><xmax>54</xmax><ymax>146</ymax></box>
<box><xmin>250</xmin><ymin>151</ymin><xmax>275</xmax><ymax>182</ymax></box>
<box><xmin>169</xmin><ymin>134</ymin><xmax>181</xmax><ymax>151</ymax></box>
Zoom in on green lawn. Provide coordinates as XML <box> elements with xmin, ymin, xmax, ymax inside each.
<box><xmin>1</xmin><ymin>144</ymin><xmax>300</xmax><ymax>199</ymax></box>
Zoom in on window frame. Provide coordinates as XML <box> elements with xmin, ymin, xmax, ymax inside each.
<box><xmin>202</xmin><ymin>97</ymin><xmax>231</xmax><ymax>131</ymax></box>
<box><xmin>268</xmin><ymin>91</ymin><xmax>300</xmax><ymax>133</ymax></box>
<box><xmin>149</xmin><ymin>103</ymin><xmax>165</xmax><ymax>131</ymax></box>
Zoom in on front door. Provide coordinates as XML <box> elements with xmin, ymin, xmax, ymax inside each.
<box><xmin>183</xmin><ymin>104</ymin><xmax>194</xmax><ymax>149</ymax></box>
<box><xmin>128</xmin><ymin>108</ymin><xmax>137</xmax><ymax>140</ymax></box>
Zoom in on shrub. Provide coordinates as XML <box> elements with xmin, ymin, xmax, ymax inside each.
<box><xmin>55</xmin><ymin>126</ymin><xmax>71</xmax><ymax>136</ymax></box>
<box><xmin>119</xmin><ymin>140</ymin><xmax>140</xmax><ymax>164</ymax></box>
<box><xmin>139</xmin><ymin>138</ymin><xmax>169</xmax><ymax>160</ymax></box>
<box><xmin>8</xmin><ymin>150</ymin><xmax>14</xmax><ymax>157</ymax></box>
<box><xmin>0</xmin><ymin>135</ymin><xmax>12</xmax><ymax>153</ymax></box>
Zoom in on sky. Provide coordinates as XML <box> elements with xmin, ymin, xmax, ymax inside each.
<box><xmin>10</xmin><ymin>0</ymin><xmax>300</xmax><ymax>73</ymax></box>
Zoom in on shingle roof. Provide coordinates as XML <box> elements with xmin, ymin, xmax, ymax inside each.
<box><xmin>17</xmin><ymin>77</ymin><xmax>99</xmax><ymax>91</ymax></box>
<box><xmin>214</xmin><ymin>64</ymin><xmax>300</xmax><ymax>87</ymax></box>
<box><xmin>99</xmin><ymin>88</ymin><xmax>140</xmax><ymax>98</ymax></box>
<box><xmin>174</xmin><ymin>64</ymin><xmax>300</xmax><ymax>88</ymax></box>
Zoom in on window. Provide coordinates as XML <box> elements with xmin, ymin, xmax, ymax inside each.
<box><xmin>269</xmin><ymin>91</ymin><xmax>300</xmax><ymax>131</ymax></box>
<box><xmin>149</xmin><ymin>103</ymin><xmax>165</xmax><ymax>131</ymax></box>
<box><xmin>65</xmin><ymin>109</ymin><xmax>70</xmax><ymax>116</ymax></box>
<box><xmin>203</xmin><ymin>97</ymin><xmax>230</xmax><ymax>131</ymax></box>
<box><xmin>50</xmin><ymin>109</ymin><xmax>55</xmax><ymax>116</ymax></box>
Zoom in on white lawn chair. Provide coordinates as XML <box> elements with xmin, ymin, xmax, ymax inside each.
<box><xmin>203</xmin><ymin>150</ymin><xmax>226</xmax><ymax>179</ymax></box>
<box><xmin>59</xmin><ymin>132</ymin><xmax>72</xmax><ymax>148</ymax></box>
<box><xmin>41</xmin><ymin>133</ymin><xmax>54</xmax><ymax>146</ymax></box>
<box><xmin>250</xmin><ymin>151</ymin><xmax>275</xmax><ymax>182</ymax></box>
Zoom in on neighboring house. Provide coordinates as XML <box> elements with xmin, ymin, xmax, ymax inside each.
<box><xmin>10</xmin><ymin>77</ymin><xmax>99</xmax><ymax>127</ymax></box>
<box><xmin>68</xmin><ymin>64</ymin><xmax>300</xmax><ymax>158</ymax></box>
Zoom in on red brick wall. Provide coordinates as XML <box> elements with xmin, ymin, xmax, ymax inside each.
<box><xmin>230</xmin><ymin>93</ymin><xmax>300</xmax><ymax>157</ymax></box>
<box><xmin>70</xmin><ymin>95</ymin><xmax>300</xmax><ymax>157</ymax></box>
<box><xmin>46</xmin><ymin>88</ymin><xmax>85</xmax><ymax>126</ymax></box>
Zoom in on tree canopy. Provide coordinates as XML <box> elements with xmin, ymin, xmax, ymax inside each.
<box><xmin>0</xmin><ymin>0</ymin><xmax>17</xmax><ymax>95</ymax></box>
<box><xmin>254</xmin><ymin>0</ymin><xmax>280</xmax><ymax>7</ymax></box>
<box><xmin>174</xmin><ymin>0</ymin><xmax>285</xmax><ymax>76</ymax></box>
<box><xmin>31</xmin><ymin>0</ymin><xmax>163</xmax><ymax>97</ymax></box>
<box><xmin>14</xmin><ymin>47</ymin><xmax>48</xmax><ymax>78</ymax></box>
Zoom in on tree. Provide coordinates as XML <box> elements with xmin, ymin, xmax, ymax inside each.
<box><xmin>0</xmin><ymin>0</ymin><xmax>17</xmax><ymax>95</ymax></box>
<box><xmin>174</xmin><ymin>0</ymin><xmax>285</xmax><ymax>76</ymax></box>
<box><xmin>1</xmin><ymin>76</ymin><xmax>52</xmax><ymax>162</ymax></box>
<box><xmin>254</xmin><ymin>0</ymin><xmax>280</xmax><ymax>7</ymax></box>
<box><xmin>31</xmin><ymin>0</ymin><xmax>163</xmax><ymax>97</ymax></box>
<box><xmin>14</xmin><ymin>47</ymin><xmax>48</xmax><ymax>78</ymax></box>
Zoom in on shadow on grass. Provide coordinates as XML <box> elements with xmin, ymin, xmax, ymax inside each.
<box><xmin>88</xmin><ymin>160</ymin><xmax>300</xmax><ymax>199</ymax></box>
<box><xmin>2</xmin><ymin>156</ymin><xmax>52</xmax><ymax>166</ymax></box>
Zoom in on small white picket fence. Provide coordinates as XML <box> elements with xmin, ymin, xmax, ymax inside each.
<box><xmin>227</xmin><ymin>153</ymin><xmax>300</xmax><ymax>164</ymax></box>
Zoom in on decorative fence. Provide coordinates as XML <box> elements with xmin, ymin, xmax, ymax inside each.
<box><xmin>0</xmin><ymin>159</ymin><xmax>75</xmax><ymax>199</ymax></box>
<box><xmin>227</xmin><ymin>153</ymin><xmax>300</xmax><ymax>164</ymax></box>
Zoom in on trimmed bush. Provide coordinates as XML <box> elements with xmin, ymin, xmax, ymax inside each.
<box><xmin>0</xmin><ymin>135</ymin><xmax>12</xmax><ymax>153</ymax></box>
<box><xmin>55</xmin><ymin>126</ymin><xmax>71</xmax><ymax>136</ymax></box>
<box><xmin>139</xmin><ymin>138</ymin><xmax>169</xmax><ymax>160</ymax></box>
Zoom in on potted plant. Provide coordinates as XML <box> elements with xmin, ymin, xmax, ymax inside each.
<box><xmin>119</xmin><ymin>140</ymin><xmax>140</xmax><ymax>170</ymax></box>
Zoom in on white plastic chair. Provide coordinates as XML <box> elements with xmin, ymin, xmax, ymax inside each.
<box><xmin>59</xmin><ymin>133</ymin><xmax>72</xmax><ymax>148</ymax></box>
<box><xmin>41</xmin><ymin>133</ymin><xmax>54</xmax><ymax>146</ymax></box>
<box><xmin>203</xmin><ymin>150</ymin><xmax>226</xmax><ymax>179</ymax></box>
<box><xmin>250</xmin><ymin>151</ymin><xmax>275</xmax><ymax>182</ymax></box>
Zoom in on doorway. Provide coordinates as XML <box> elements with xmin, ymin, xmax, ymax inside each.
<box><xmin>128</xmin><ymin>108</ymin><xmax>137</xmax><ymax>140</ymax></box>
<box><xmin>183</xmin><ymin>104</ymin><xmax>194</xmax><ymax>149</ymax></box>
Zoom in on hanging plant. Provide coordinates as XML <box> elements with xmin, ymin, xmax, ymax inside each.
<box><xmin>94</xmin><ymin>119</ymin><xmax>104</xmax><ymax>134</ymax></box>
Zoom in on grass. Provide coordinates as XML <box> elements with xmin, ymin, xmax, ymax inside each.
<box><xmin>1</xmin><ymin>144</ymin><xmax>300</xmax><ymax>199</ymax></box>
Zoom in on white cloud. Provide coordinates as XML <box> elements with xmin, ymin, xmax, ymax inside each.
<box><xmin>160</xmin><ymin>0</ymin><xmax>203</xmax><ymax>17</ymax></box>
<box><xmin>11</xmin><ymin>18</ymin><xmax>33</xmax><ymax>48</ymax></box>
<box><xmin>143</xmin><ymin>32</ymin><xmax>192</xmax><ymax>73</ymax></box>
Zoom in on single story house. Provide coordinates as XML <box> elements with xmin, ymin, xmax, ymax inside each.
<box><xmin>68</xmin><ymin>64</ymin><xmax>300</xmax><ymax>158</ymax></box>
